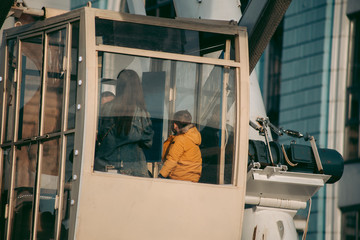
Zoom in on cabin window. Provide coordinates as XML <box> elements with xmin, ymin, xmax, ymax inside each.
<box><xmin>43</xmin><ymin>29</ymin><xmax>66</xmax><ymax>134</ymax></box>
<box><xmin>68</xmin><ymin>22</ymin><xmax>79</xmax><ymax>130</ymax></box>
<box><xmin>94</xmin><ymin>52</ymin><xmax>236</xmax><ymax>184</ymax></box>
<box><xmin>18</xmin><ymin>36</ymin><xmax>43</xmax><ymax>140</ymax></box>
<box><xmin>36</xmin><ymin>138</ymin><xmax>61</xmax><ymax>238</ymax></box>
<box><xmin>11</xmin><ymin>143</ymin><xmax>38</xmax><ymax>239</ymax></box>
<box><xmin>4</xmin><ymin>39</ymin><xmax>17</xmax><ymax>143</ymax></box>
<box><xmin>95</xmin><ymin>18</ymin><xmax>235</xmax><ymax>60</ymax></box>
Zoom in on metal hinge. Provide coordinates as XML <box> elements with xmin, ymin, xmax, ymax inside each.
<box><xmin>4</xmin><ymin>204</ymin><xmax>9</xmax><ymax>219</ymax></box>
<box><xmin>54</xmin><ymin>195</ymin><xmax>59</xmax><ymax>210</ymax></box>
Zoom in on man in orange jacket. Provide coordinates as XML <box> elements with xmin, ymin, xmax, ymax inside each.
<box><xmin>159</xmin><ymin>110</ymin><xmax>202</xmax><ymax>182</ymax></box>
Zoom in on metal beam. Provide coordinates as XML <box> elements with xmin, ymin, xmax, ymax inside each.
<box><xmin>239</xmin><ymin>0</ymin><xmax>292</xmax><ymax>73</ymax></box>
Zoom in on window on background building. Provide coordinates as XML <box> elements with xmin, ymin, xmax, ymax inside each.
<box><xmin>145</xmin><ymin>0</ymin><xmax>175</xmax><ymax>18</ymax></box>
<box><xmin>344</xmin><ymin>14</ymin><xmax>360</xmax><ymax>162</ymax></box>
<box><xmin>341</xmin><ymin>207</ymin><xmax>360</xmax><ymax>240</ymax></box>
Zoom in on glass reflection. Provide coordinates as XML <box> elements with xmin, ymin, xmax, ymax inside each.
<box><xmin>18</xmin><ymin>36</ymin><xmax>43</xmax><ymax>140</ymax></box>
<box><xmin>0</xmin><ymin>148</ymin><xmax>12</xmax><ymax>240</ymax></box>
<box><xmin>174</xmin><ymin>62</ymin><xmax>197</xmax><ymax>116</ymax></box>
<box><xmin>11</xmin><ymin>143</ymin><xmax>38</xmax><ymax>240</ymax></box>
<box><xmin>95</xmin><ymin>69</ymin><xmax>154</xmax><ymax>177</ymax></box>
<box><xmin>224</xmin><ymin>70</ymin><xmax>236</xmax><ymax>184</ymax></box>
<box><xmin>43</xmin><ymin>29</ymin><xmax>66</xmax><ymax>134</ymax></box>
<box><xmin>36</xmin><ymin>138</ymin><xmax>60</xmax><ymax>239</ymax></box>
<box><xmin>60</xmin><ymin>134</ymin><xmax>74</xmax><ymax>239</ymax></box>
<box><xmin>95</xmin><ymin>18</ymin><xmax>234</xmax><ymax>60</ymax></box>
<box><xmin>4</xmin><ymin>39</ymin><xmax>17</xmax><ymax>142</ymax></box>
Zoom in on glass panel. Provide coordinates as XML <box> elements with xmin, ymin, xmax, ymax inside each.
<box><xmin>198</xmin><ymin>65</ymin><xmax>236</xmax><ymax>184</ymax></box>
<box><xmin>95</xmin><ymin>18</ymin><xmax>234</xmax><ymax>60</ymax></box>
<box><xmin>11</xmin><ymin>143</ymin><xmax>38</xmax><ymax>240</ymax></box>
<box><xmin>4</xmin><ymin>39</ymin><xmax>18</xmax><ymax>142</ymax></box>
<box><xmin>36</xmin><ymin>138</ymin><xmax>60</xmax><ymax>239</ymax></box>
<box><xmin>198</xmin><ymin>64</ymin><xmax>222</xmax><ymax>183</ymax></box>
<box><xmin>224</xmin><ymin>69</ymin><xmax>236</xmax><ymax>184</ymax></box>
<box><xmin>0</xmin><ymin>148</ymin><xmax>12</xmax><ymax>240</ymax></box>
<box><xmin>60</xmin><ymin>134</ymin><xmax>74</xmax><ymax>239</ymax></box>
<box><xmin>18</xmin><ymin>36</ymin><xmax>43</xmax><ymax>140</ymax></box>
<box><xmin>95</xmin><ymin>54</ymin><xmax>155</xmax><ymax>177</ymax></box>
<box><xmin>68</xmin><ymin>22</ymin><xmax>79</xmax><ymax>130</ymax></box>
<box><xmin>94</xmin><ymin>52</ymin><xmax>236</xmax><ymax>184</ymax></box>
<box><xmin>174</xmin><ymin>62</ymin><xmax>197</xmax><ymax>116</ymax></box>
<box><xmin>43</xmin><ymin>29</ymin><xmax>66</xmax><ymax>134</ymax></box>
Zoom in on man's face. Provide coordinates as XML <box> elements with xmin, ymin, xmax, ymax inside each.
<box><xmin>171</xmin><ymin>122</ymin><xmax>180</xmax><ymax>134</ymax></box>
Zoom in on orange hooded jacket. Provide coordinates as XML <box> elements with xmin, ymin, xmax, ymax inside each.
<box><xmin>160</xmin><ymin>126</ymin><xmax>202</xmax><ymax>182</ymax></box>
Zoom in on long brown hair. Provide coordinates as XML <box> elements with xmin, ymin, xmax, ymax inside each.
<box><xmin>111</xmin><ymin>69</ymin><xmax>147</xmax><ymax>135</ymax></box>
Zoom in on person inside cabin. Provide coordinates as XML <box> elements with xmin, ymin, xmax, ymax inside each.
<box><xmin>159</xmin><ymin>110</ymin><xmax>202</xmax><ymax>182</ymax></box>
<box><xmin>100</xmin><ymin>91</ymin><xmax>115</xmax><ymax>105</ymax></box>
<box><xmin>95</xmin><ymin>69</ymin><xmax>154</xmax><ymax>177</ymax></box>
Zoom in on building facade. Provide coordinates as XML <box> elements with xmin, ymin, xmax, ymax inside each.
<box><xmin>258</xmin><ymin>0</ymin><xmax>360</xmax><ymax>239</ymax></box>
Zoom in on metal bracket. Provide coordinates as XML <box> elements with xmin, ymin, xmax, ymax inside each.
<box><xmin>307</xmin><ymin>136</ymin><xmax>324</xmax><ymax>173</ymax></box>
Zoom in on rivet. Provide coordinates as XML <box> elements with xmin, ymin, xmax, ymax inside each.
<box><xmin>0</xmin><ymin>76</ymin><xmax>2</xmax><ymax>82</ymax></box>
<box><xmin>77</xmin><ymin>104</ymin><xmax>81</xmax><ymax>110</ymax></box>
<box><xmin>74</xmin><ymin>149</ymin><xmax>79</xmax><ymax>156</ymax></box>
<box><xmin>78</xmin><ymin>80</ymin><xmax>82</xmax><ymax>86</ymax></box>
<box><xmin>70</xmin><ymin>199</ymin><xmax>75</xmax><ymax>205</ymax></box>
<box><xmin>78</xmin><ymin>56</ymin><xmax>83</xmax><ymax>62</ymax></box>
<box><xmin>73</xmin><ymin>174</ymin><xmax>78</xmax><ymax>180</ymax></box>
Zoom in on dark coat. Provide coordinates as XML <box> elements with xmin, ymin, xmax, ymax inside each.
<box><xmin>95</xmin><ymin>103</ymin><xmax>154</xmax><ymax>177</ymax></box>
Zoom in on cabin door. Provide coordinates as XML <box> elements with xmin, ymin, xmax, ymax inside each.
<box><xmin>0</xmin><ymin>23</ymin><xmax>79</xmax><ymax>240</ymax></box>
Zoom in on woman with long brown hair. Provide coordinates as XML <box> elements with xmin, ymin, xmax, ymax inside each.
<box><xmin>95</xmin><ymin>69</ymin><xmax>154</xmax><ymax>177</ymax></box>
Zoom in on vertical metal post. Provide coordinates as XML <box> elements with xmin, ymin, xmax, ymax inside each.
<box><xmin>218</xmin><ymin>39</ymin><xmax>231</xmax><ymax>184</ymax></box>
<box><xmin>55</xmin><ymin>22</ymin><xmax>72</xmax><ymax>240</ymax></box>
<box><xmin>32</xmin><ymin>32</ymin><xmax>46</xmax><ymax>240</ymax></box>
<box><xmin>6</xmin><ymin>38</ymin><xmax>21</xmax><ymax>240</ymax></box>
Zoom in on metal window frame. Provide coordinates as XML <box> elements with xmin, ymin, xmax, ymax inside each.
<box><xmin>0</xmin><ymin>14</ymin><xmax>80</xmax><ymax>240</ymax></box>
<box><xmin>93</xmin><ymin>36</ymin><xmax>240</xmax><ymax>185</ymax></box>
